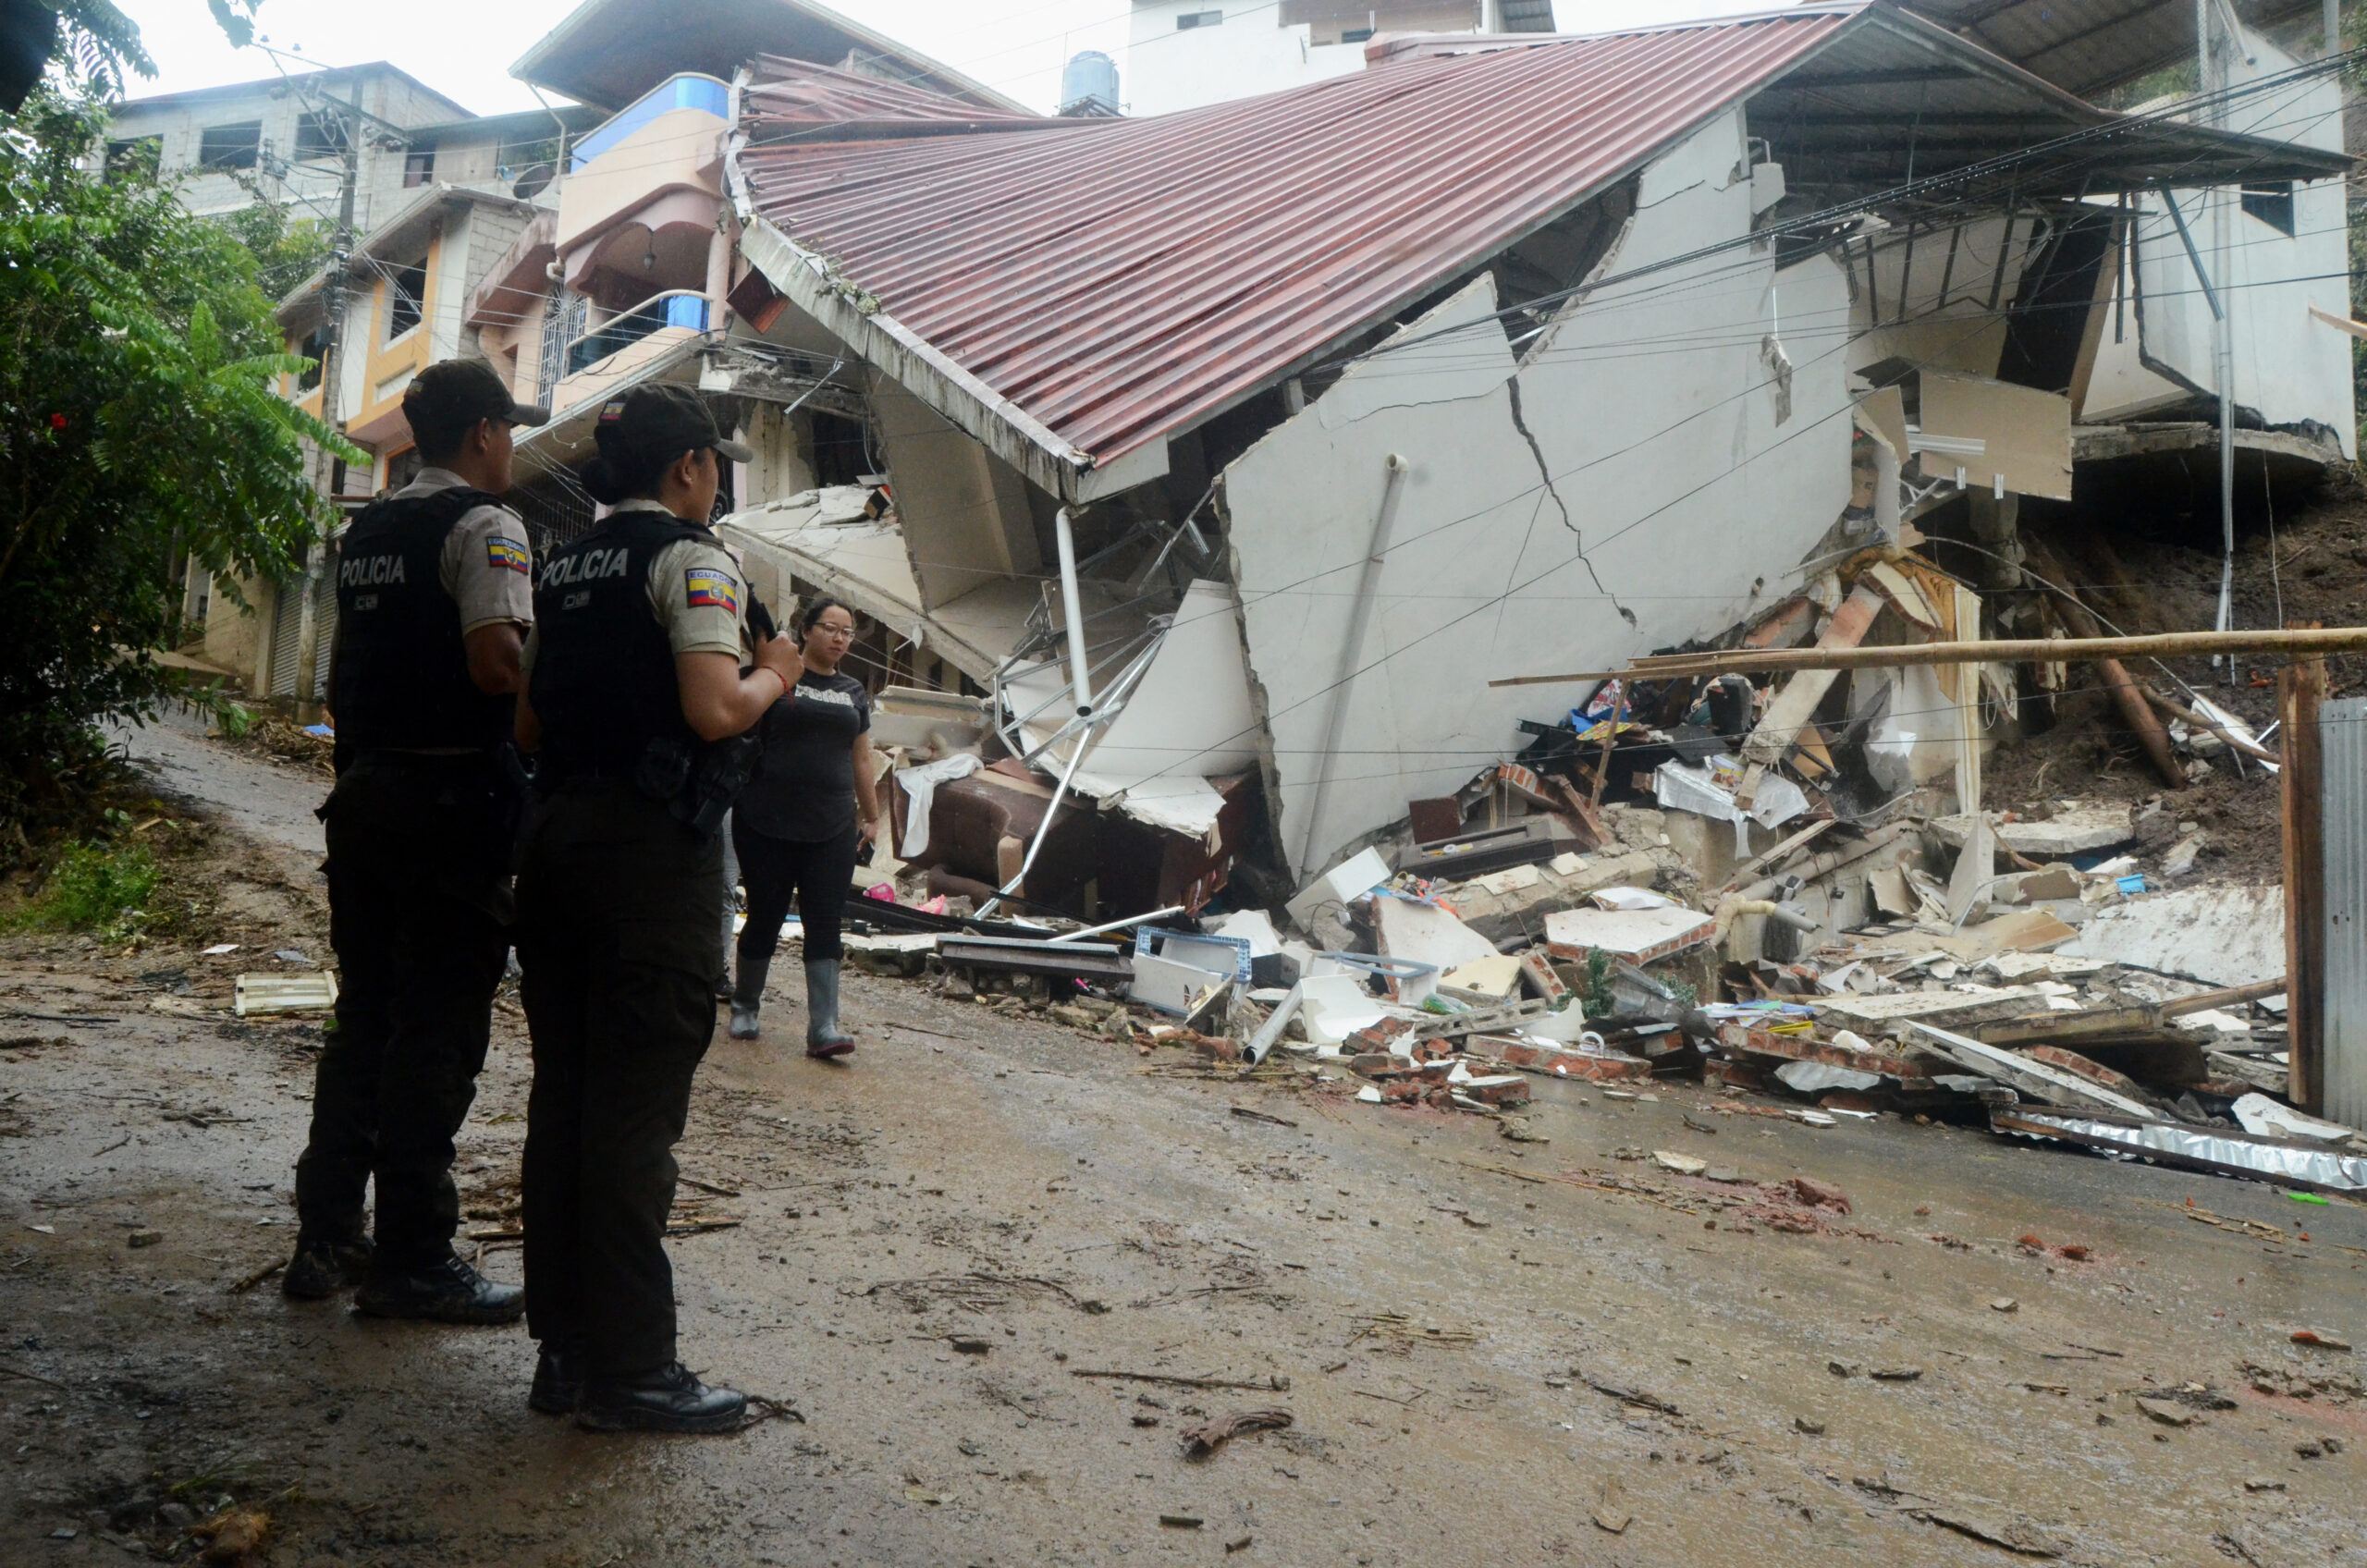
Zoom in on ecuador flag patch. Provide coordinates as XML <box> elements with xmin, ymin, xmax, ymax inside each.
<box><xmin>684</xmin><ymin>568</ymin><xmax>739</xmax><ymax>614</ymax></box>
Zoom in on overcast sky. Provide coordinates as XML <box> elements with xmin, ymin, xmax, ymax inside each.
<box><xmin>111</xmin><ymin>0</ymin><xmax>1778</xmax><ymax>116</ymax></box>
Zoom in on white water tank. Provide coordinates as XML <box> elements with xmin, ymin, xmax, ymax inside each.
<box><xmin>1059</xmin><ymin>50</ymin><xmax>1119</xmax><ymax>116</ymax></box>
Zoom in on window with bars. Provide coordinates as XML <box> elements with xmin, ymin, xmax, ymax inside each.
<box><xmin>538</xmin><ymin>291</ymin><xmax>587</xmax><ymax>401</ymax></box>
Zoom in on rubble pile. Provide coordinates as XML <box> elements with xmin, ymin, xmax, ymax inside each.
<box><xmin>817</xmin><ymin>540</ymin><xmax>2359</xmax><ymax>1197</ymax></box>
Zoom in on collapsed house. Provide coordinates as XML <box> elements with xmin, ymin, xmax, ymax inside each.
<box><xmin>710</xmin><ymin>1</ymin><xmax>2348</xmax><ymax>919</ymax></box>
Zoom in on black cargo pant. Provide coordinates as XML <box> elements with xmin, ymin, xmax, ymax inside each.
<box><xmin>295</xmin><ymin>753</ymin><xmax>513</xmax><ymax>1269</ymax></box>
<box><xmin>515</xmin><ymin>779</ymin><xmax>723</xmax><ymax>1380</ymax></box>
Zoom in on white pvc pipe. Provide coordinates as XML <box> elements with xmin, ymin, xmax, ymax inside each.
<box><xmin>1047</xmin><ymin>904</ymin><xmax>1187</xmax><ymax>945</ymax></box>
<box><xmin>1054</xmin><ymin>506</ymin><xmax>1094</xmax><ymax>716</ymax></box>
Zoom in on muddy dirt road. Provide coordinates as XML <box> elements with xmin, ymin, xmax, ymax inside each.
<box><xmin>3</xmin><ymin>724</ymin><xmax>2363</xmax><ymax>1566</ymax></box>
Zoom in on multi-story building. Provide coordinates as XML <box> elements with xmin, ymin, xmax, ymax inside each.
<box><xmin>180</xmin><ymin>0</ymin><xmax>1019</xmax><ymax>704</ymax></box>
<box><xmin>1122</xmin><ymin>0</ymin><xmax>1559</xmax><ymax>115</ymax></box>
<box><xmin>92</xmin><ymin>63</ymin><xmax>472</xmax><ymax>229</ymax></box>
<box><xmin>471</xmin><ymin>0</ymin><xmax>1023</xmax><ymax>588</ymax></box>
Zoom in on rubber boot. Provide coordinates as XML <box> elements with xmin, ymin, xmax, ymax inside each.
<box><xmin>804</xmin><ymin>958</ymin><xmax>854</xmax><ymax>1060</ymax></box>
<box><xmin>728</xmin><ymin>952</ymin><xmax>767</xmax><ymax>1041</ymax></box>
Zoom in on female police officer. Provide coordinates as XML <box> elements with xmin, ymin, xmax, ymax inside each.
<box><xmin>512</xmin><ymin>384</ymin><xmax>799</xmax><ymax>1432</ymax></box>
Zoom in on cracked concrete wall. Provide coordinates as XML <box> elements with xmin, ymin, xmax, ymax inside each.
<box><xmin>1225</xmin><ymin>107</ymin><xmax>1853</xmax><ymax>878</ymax></box>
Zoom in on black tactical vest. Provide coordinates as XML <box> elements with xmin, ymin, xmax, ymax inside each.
<box><xmin>328</xmin><ymin>485</ymin><xmax>514</xmax><ymax>752</ymax></box>
<box><xmin>528</xmin><ymin>509</ymin><xmax>711</xmax><ymax>779</ymax></box>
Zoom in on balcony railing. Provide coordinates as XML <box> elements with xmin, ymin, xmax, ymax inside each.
<box><xmin>569</xmin><ymin>74</ymin><xmax>730</xmax><ymax>172</ymax></box>
<box><xmin>564</xmin><ymin>290</ymin><xmax>711</xmax><ymax>375</ymax></box>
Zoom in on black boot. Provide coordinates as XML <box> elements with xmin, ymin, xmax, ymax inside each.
<box><xmin>353</xmin><ymin>1255</ymin><xmax>525</xmax><ymax>1325</ymax></box>
<box><xmin>530</xmin><ymin>1342</ymin><xmax>583</xmax><ymax>1415</ymax></box>
<box><xmin>576</xmin><ymin>1362</ymin><xmax>747</xmax><ymax>1434</ymax></box>
<box><xmin>283</xmin><ymin>1236</ymin><xmax>374</xmax><ymax>1300</ymax></box>
<box><xmin>804</xmin><ymin>958</ymin><xmax>853</xmax><ymax>1060</ymax></box>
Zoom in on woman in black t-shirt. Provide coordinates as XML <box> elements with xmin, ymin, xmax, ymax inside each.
<box><xmin>727</xmin><ymin>596</ymin><xmax>880</xmax><ymax>1057</ymax></box>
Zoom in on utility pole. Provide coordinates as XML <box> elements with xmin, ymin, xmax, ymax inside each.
<box><xmin>2330</xmin><ymin>0</ymin><xmax>2345</xmax><ymax>59</ymax></box>
<box><xmin>288</xmin><ymin>95</ymin><xmax>361</xmax><ymax>712</ymax></box>
<box><xmin>2200</xmin><ymin>0</ymin><xmax>2239</xmax><ymax>680</ymax></box>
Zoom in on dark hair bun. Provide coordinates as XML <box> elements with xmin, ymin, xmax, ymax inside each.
<box><xmin>581</xmin><ymin>453</ymin><xmax>631</xmax><ymax>507</ymax></box>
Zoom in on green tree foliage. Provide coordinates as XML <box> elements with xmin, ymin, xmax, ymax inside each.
<box><xmin>6</xmin><ymin>3</ymin><xmax>260</xmax><ymax>112</ymax></box>
<box><xmin>0</xmin><ymin>91</ymin><xmax>355</xmax><ymax>834</ymax></box>
<box><xmin>46</xmin><ymin>3</ymin><xmax>155</xmax><ymax>98</ymax></box>
<box><xmin>211</xmin><ymin>200</ymin><xmax>331</xmax><ymax>315</ymax></box>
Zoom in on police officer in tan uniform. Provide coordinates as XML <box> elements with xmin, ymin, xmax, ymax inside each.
<box><xmin>288</xmin><ymin>360</ymin><xmax>546</xmax><ymax>1321</ymax></box>
<box><xmin>512</xmin><ymin>384</ymin><xmax>798</xmax><ymax>1431</ymax></box>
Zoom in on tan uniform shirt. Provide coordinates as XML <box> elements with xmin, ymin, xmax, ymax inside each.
<box><xmin>521</xmin><ymin>500</ymin><xmax>750</xmax><ymax>675</ymax></box>
<box><xmin>383</xmin><ymin>466</ymin><xmax>534</xmax><ymax>632</ymax></box>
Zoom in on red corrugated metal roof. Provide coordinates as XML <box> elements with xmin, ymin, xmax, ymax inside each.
<box><xmin>737</xmin><ymin>8</ymin><xmax>1859</xmax><ymax>473</ymax></box>
<box><xmin>741</xmin><ymin>55</ymin><xmax>1062</xmax><ymax>140</ymax></box>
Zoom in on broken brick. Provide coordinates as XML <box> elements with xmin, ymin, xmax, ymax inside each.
<box><xmin>1720</xmin><ymin>1023</ymin><xmax>1928</xmax><ymax>1083</ymax></box>
<box><xmin>1518</xmin><ymin>951</ymin><xmax>1571</xmax><ymax>1003</ymax></box>
<box><xmin>1784</xmin><ymin>1176</ymin><xmax>1852</xmax><ymax>1214</ymax></box>
<box><xmin>1456</xmin><ymin>1074</ymin><xmax>1533</xmax><ymax>1107</ymax></box>
<box><xmin>1494</xmin><ymin>1036</ymin><xmax>1651</xmax><ymax>1083</ymax></box>
<box><xmin>1703</xmin><ymin>1058</ymin><xmax>1772</xmax><ymax>1092</ymax></box>
<box><xmin>2025</xmin><ymin>1046</ymin><xmax>2150</xmax><ymax>1098</ymax></box>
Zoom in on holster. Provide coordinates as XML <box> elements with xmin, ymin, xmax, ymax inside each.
<box><xmin>634</xmin><ymin>734</ymin><xmax>762</xmax><ymax>843</ymax></box>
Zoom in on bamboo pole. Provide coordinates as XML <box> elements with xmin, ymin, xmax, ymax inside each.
<box><xmin>2030</xmin><ymin>574</ymin><xmax>2182</xmax><ymax>790</ymax></box>
<box><xmin>2096</xmin><ymin>655</ymin><xmax>2187</xmax><ymax>790</ymax></box>
<box><xmin>2282</xmin><ymin>642</ymin><xmax>2329</xmax><ymax>1114</ymax></box>
<box><xmin>1490</xmin><ymin>626</ymin><xmax>2367</xmax><ymax>686</ymax></box>
<box><xmin>2138</xmin><ymin>684</ymin><xmax>2281</xmax><ymax>766</ymax></box>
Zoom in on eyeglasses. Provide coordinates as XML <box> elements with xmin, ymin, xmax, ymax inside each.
<box><xmin>810</xmin><ymin>622</ymin><xmax>855</xmax><ymax>639</ymax></box>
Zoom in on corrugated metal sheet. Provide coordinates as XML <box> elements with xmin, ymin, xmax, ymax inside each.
<box><xmin>2320</xmin><ymin>695</ymin><xmax>2367</xmax><ymax>1128</ymax></box>
<box><xmin>1903</xmin><ymin>0</ymin><xmax>2327</xmax><ymax>100</ymax></box>
<box><xmin>739</xmin><ymin>9</ymin><xmax>1858</xmax><ymax>471</ymax></box>
<box><xmin>741</xmin><ymin>56</ymin><xmax>1062</xmax><ymax>140</ymax></box>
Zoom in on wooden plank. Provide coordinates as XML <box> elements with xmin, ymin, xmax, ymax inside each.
<box><xmin>1975</xmin><ymin>978</ymin><xmax>2287</xmax><ymax>1047</ymax></box>
<box><xmin>1738</xmin><ymin>581</ymin><xmax>1886</xmax><ymax>771</ymax></box>
<box><xmin>1490</xmin><ymin>627</ymin><xmax>2367</xmax><ymax>687</ymax></box>
<box><xmin>2284</xmin><ymin>643</ymin><xmax>2329</xmax><ymax>1113</ymax></box>
<box><xmin>1715</xmin><ymin>817</ymin><xmax>1836</xmax><ymax>896</ymax></box>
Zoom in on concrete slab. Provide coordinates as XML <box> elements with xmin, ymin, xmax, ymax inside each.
<box><xmin>2062</xmin><ymin>884</ymin><xmax>2286</xmax><ymax>986</ymax></box>
<box><xmin>1933</xmin><ymin>803</ymin><xmax>2134</xmax><ymax>858</ymax></box>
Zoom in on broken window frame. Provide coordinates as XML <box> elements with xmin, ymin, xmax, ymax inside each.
<box><xmin>294</xmin><ymin>110</ymin><xmax>341</xmax><ymax>162</ymax></box>
<box><xmin>2239</xmin><ymin>181</ymin><xmax>2296</xmax><ymax>237</ymax></box>
<box><xmin>383</xmin><ymin>259</ymin><xmax>428</xmax><ymax>343</ymax></box>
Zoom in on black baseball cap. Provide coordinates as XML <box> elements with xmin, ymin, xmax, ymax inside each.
<box><xmin>595</xmin><ymin>382</ymin><xmax>754</xmax><ymax>466</ymax></box>
<box><xmin>402</xmin><ymin>358</ymin><xmax>549</xmax><ymax>452</ymax></box>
